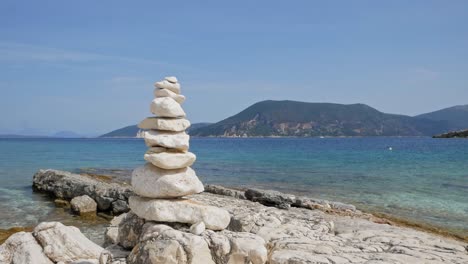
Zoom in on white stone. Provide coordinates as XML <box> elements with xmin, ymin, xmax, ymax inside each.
<box><xmin>129</xmin><ymin>196</ymin><xmax>231</xmax><ymax>230</ymax></box>
<box><xmin>128</xmin><ymin>224</ymin><xmax>215</xmax><ymax>264</ymax></box>
<box><xmin>165</xmin><ymin>76</ymin><xmax>178</xmax><ymax>83</ymax></box>
<box><xmin>71</xmin><ymin>195</ymin><xmax>97</xmax><ymax>215</ymax></box>
<box><xmin>143</xmin><ymin>130</ymin><xmax>189</xmax><ymax>151</ymax></box>
<box><xmin>203</xmin><ymin>230</ymin><xmax>268</xmax><ymax>264</ymax></box>
<box><xmin>131</xmin><ymin>163</ymin><xmax>203</xmax><ymax>198</ymax></box>
<box><xmin>225</xmin><ymin>231</ymin><xmax>268</xmax><ymax>264</ymax></box>
<box><xmin>190</xmin><ymin>222</ymin><xmax>206</xmax><ymax>235</ymax></box>
<box><xmin>154</xmin><ymin>88</ymin><xmax>185</xmax><ymax>104</ymax></box>
<box><xmin>138</xmin><ymin>117</ymin><xmax>190</xmax><ymax>132</ymax></box>
<box><xmin>150</xmin><ymin>97</ymin><xmax>186</xmax><ymax>118</ymax></box>
<box><xmin>144</xmin><ymin>148</ymin><xmax>196</xmax><ymax>169</ymax></box>
<box><xmin>33</xmin><ymin>222</ymin><xmax>103</xmax><ymax>263</ymax></box>
<box><xmin>154</xmin><ymin>80</ymin><xmax>181</xmax><ymax>94</ymax></box>
<box><xmin>0</xmin><ymin>232</ymin><xmax>53</xmax><ymax>264</ymax></box>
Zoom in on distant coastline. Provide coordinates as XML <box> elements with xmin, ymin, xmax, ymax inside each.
<box><xmin>99</xmin><ymin>100</ymin><xmax>468</xmax><ymax>138</ymax></box>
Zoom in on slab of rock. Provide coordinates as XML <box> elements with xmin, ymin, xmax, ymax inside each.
<box><xmin>245</xmin><ymin>188</ymin><xmax>296</xmax><ymax>209</ymax></box>
<box><xmin>132</xmin><ymin>163</ymin><xmax>203</xmax><ymax>198</ymax></box>
<box><xmin>71</xmin><ymin>195</ymin><xmax>97</xmax><ymax>215</ymax></box>
<box><xmin>154</xmin><ymin>88</ymin><xmax>186</xmax><ymax>104</ymax></box>
<box><xmin>32</xmin><ymin>222</ymin><xmax>103</xmax><ymax>263</ymax></box>
<box><xmin>33</xmin><ymin>169</ymin><xmax>132</xmax><ymax>214</ymax></box>
<box><xmin>150</xmin><ymin>97</ymin><xmax>186</xmax><ymax>118</ymax></box>
<box><xmin>0</xmin><ymin>232</ymin><xmax>53</xmax><ymax>264</ymax></box>
<box><xmin>154</xmin><ymin>80</ymin><xmax>181</xmax><ymax>94</ymax></box>
<box><xmin>138</xmin><ymin>117</ymin><xmax>190</xmax><ymax>132</ymax></box>
<box><xmin>144</xmin><ymin>148</ymin><xmax>196</xmax><ymax>169</ymax></box>
<box><xmin>129</xmin><ymin>196</ymin><xmax>230</xmax><ymax>230</ymax></box>
<box><xmin>204</xmin><ymin>185</ymin><xmax>246</xmax><ymax>200</ymax></box>
<box><xmin>143</xmin><ymin>130</ymin><xmax>189</xmax><ymax>151</ymax></box>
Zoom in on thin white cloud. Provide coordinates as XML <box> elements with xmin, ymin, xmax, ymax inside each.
<box><xmin>0</xmin><ymin>41</ymin><xmax>167</xmax><ymax>66</ymax></box>
<box><xmin>410</xmin><ymin>67</ymin><xmax>440</xmax><ymax>81</ymax></box>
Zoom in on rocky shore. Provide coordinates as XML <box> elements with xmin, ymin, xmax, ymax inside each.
<box><xmin>0</xmin><ymin>168</ymin><xmax>460</xmax><ymax>263</ymax></box>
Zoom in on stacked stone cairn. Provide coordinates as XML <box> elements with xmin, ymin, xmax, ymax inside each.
<box><xmin>129</xmin><ymin>76</ymin><xmax>231</xmax><ymax>233</ymax></box>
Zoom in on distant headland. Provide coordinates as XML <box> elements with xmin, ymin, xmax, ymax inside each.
<box><xmin>100</xmin><ymin>100</ymin><xmax>468</xmax><ymax>138</ymax></box>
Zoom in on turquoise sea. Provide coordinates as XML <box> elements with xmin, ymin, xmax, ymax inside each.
<box><xmin>0</xmin><ymin>137</ymin><xmax>467</xmax><ymax>239</ymax></box>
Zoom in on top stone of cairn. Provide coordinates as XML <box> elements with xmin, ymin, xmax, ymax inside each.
<box><xmin>155</xmin><ymin>78</ymin><xmax>181</xmax><ymax>94</ymax></box>
<box><xmin>165</xmin><ymin>76</ymin><xmax>178</xmax><ymax>83</ymax></box>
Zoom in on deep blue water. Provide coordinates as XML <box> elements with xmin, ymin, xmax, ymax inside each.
<box><xmin>0</xmin><ymin>137</ymin><xmax>467</xmax><ymax>236</ymax></box>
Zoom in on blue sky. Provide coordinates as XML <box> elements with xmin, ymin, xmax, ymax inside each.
<box><xmin>1</xmin><ymin>1</ymin><xmax>467</xmax><ymax>136</ymax></box>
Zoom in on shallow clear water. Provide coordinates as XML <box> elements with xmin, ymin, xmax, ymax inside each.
<box><xmin>0</xmin><ymin>137</ymin><xmax>467</xmax><ymax>237</ymax></box>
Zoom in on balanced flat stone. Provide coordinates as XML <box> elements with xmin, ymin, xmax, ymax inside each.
<box><xmin>131</xmin><ymin>163</ymin><xmax>203</xmax><ymax>198</ymax></box>
<box><xmin>138</xmin><ymin>117</ymin><xmax>190</xmax><ymax>132</ymax></box>
<box><xmin>154</xmin><ymin>80</ymin><xmax>181</xmax><ymax>94</ymax></box>
<box><xmin>129</xmin><ymin>196</ymin><xmax>231</xmax><ymax>230</ymax></box>
<box><xmin>154</xmin><ymin>88</ymin><xmax>186</xmax><ymax>104</ymax></box>
<box><xmin>143</xmin><ymin>130</ymin><xmax>189</xmax><ymax>151</ymax></box>
<box><xmin>144</xmin><ymin>148</ymin><xmax>196</xmax><ymax>169</ymax></box>
<box><xmin>165</xmin><ymin>76</ymin><xmax>178</xmax><ymax>83</ymax></box>
<box><xmin>150</xmin><ymin>97</ymin><xmax>186</xmax><ymax>118</ymax></box>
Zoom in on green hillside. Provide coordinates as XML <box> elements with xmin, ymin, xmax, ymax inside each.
<box><xmin>416</xmin><ymin>105</ymin><xmax>468</xmax><ymax>130</ymax></box>
<box><xmin>190</xmin><ymin>100</ymin><xmax>450</xmax><ymax>137</ymax></box>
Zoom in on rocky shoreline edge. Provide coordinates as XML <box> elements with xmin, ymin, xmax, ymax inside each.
<box><xmin>1</xmin><ymin>169</ymin><xmax>467</xmax><ymax>263</ymax></box>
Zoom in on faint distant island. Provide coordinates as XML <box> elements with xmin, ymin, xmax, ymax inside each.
<box><xmin>0</xmin><ymin>134</ymin><xmax>50</xmax><ymax>138</ymax></box>
<box><xmin>51</xmin><ymin>130</ymin><xmax>83</xmax><ymax>138</ymax></box>
<box><xmin>0</xmin><ymin>131</ymin><xmax>85</xmax><ymax>138</ymax></box>
<box><xmin>101</xmin><ymin>100</ymin><xmax>468</xmax><ymax>138</ymax></box>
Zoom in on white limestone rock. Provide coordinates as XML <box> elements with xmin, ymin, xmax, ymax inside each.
<box><xmin>165</xmin><ymin>76</ymin><xmax>178</xmax><ymax>83</ymax></box>
<box><xmin>71</xmin><ymin>195</ymin><xmax>97</xmax><ymax>215</ymax></box>
<box><xmin>144</xmin><ymin>148</ymin><xmax>196</xmax><ymax>169</ymax></box>
<box><xmin>154</xmin><ymin>80</ymin><xmax>181</xmax><ymax>94</ymax></box>
<box><xmin>154</xmin><ymin>88</ymin><xmax>186</xmax><ymax>104</ymax></box>
<box><xmin>0</xmin><ymin>232</ymin><xmax>53</xmax><ymax>264</ymax></box>
<box><xmin>128</xmin><ymin>223</ymin><xmax>214</xmax><ymax>264</ymax></box>
<box><xmin>203</xmin><ymin>230</ymin><xmax>268</xmax><ymax>264</ymax></box>
<box><xmin>103</xmin><ymin>213</ymin><xmax>127</xmax><ymax>247</ymax></box>
<box><xmin>131</xmin><ymin>163</ymin><xmax>203</xmax><ymax>198</ymax></box>
<box><xmin>143</xmin><ymin>130</ymin><xmax>189</xmax><ymax>151</ymax></box>
<box><xmin>150</xmin><ymin>97</ymin><xmax>186</xmax><ymax>118</ymax></box>
<box><xmin>189</xmin><ymin>222</ymin><xmax>206</xmax><ymax>236</ymax></box>
<box><xmin>32</xmin><ymin>222</ymin><xmax>103</xmax><ymax>263</ymax></box>
<box><xmin>129</xmin><ymin>196</ymin><xmax>231</xmax><ymax>230</ymax></box>
<box><xmin>138</xmin><ymin>117</ymin><xmax>190</xmax><ymax>132</ymax></box>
